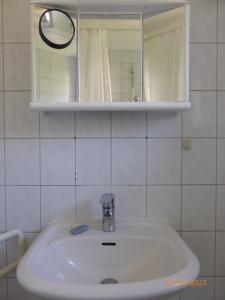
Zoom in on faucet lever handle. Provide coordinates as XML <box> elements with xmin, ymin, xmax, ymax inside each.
<box><xmin>100</xmin><ymin>193</ymin><xmax>115</xmax><ymax>208</ymax></box>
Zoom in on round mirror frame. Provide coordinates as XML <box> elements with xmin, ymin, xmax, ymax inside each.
<box><xmin>39</xmin><ymin>8</ymin><xmax>75</xmax><ymax>49</ymax></box>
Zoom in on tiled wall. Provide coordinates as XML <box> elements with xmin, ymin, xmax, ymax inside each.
<box><xmin>109</xmin><ymin>50</ymin><xmax>141</xmax><ymax>101</ymax></box>
<box><xmin>37</xmin><ymin>49</ymin><xmax>77</xmax><ymax>102</ymax></box>
<box><xmin>0</xmin><ymin>0</ymin><xmax>224</xmax><ymax>299</ymax></box>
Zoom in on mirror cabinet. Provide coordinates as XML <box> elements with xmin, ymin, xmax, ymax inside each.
<box><xmin>31</xmin><ymin>0</ymin><xmax>190</xmax><ymax>111</ymax></box>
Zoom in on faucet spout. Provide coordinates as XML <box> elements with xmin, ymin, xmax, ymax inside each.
<box><xmin>100</xmin><ymin>193</ymin><xmax>115</xmax><ymax>232</ymax></box>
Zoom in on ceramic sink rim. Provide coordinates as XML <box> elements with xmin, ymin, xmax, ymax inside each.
<box><xmin>17</xmin><ymin>219</ymin><xmax>200</xmax><ymax>300</ymax></box>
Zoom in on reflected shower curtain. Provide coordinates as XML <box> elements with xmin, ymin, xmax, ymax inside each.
<box><xmin>144</xmin><ymin>27</ymin><xmax>185</xmax><ymax>101</ymax></box>
<box><xmin>80</xmin><ymin>29</ymin><xmax>112</xmax><ymax>103</ymax></box>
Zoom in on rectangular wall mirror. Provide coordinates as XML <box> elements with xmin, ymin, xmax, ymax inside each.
<box><xmin>33</xmin><ymin>6</ymin><xmax>78</xmax><ymax>103</ymax></box>
<box><xmin>143</xmin><ymin>6</ymin><xmax>187</xmax><ymax>102</ymax></box>
<box><xmin>30</xmin><ymin>2</ymin><xmax>190</xmax><ymax>111</ymax></box>
<box><xmin>79</xmin><ymin>14</ymin><xmax>142</xmax><ymax>103</ymax></box>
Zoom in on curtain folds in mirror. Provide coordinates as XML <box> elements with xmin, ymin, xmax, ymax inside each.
<box><xmin>80</xmin><ymin>29</ymin><xmax>112</xmax><ymax>103</ymax></box>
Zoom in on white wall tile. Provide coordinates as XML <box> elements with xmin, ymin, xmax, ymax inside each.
<box><xmin>182</xmin><ymin>232</ymin><xmax>215</xmax><ymax>276</ymax></box>
<box><xmin>147</xmin><ymin>139</ymin><xmax>181</xmax><ymax>185</ymax></box>
<box><xmin>41</xmin><ymin>139</ymin><xmax>75</xmax><ymax>185</ymax></box>
<box><xmin>6</xmin><ymin>186</ymin><xmax>40</xmax><ymax>232</ymax></box>
<box><xmin>112</xmin><ymin>186</ymin><xmax>146</xmax><ymax>218</ymax></box>
<box><xmin>8</xmin><ymin>278</ymin><xmax>42</xmax><ymax>300</ymax></box>
<box><xmin>190</xmin><ymin>0</ymin><xmax>217</xmax><ymax>43</ymax></box>
<box><xmin>6</xmin><ymin>233</ymin><xmax>38</xmax><ymax>277</ymax></box>
<box><xmin>110</xmin><ymin>63</ymin><xmax>121</xmax><ymax>78</ymax></box>
<box><xmin>3</xmin><ymin>0</ymin><xmax>30</xmax><ymax>43</ymax></box>
<box><xmin>0</xmin><ymin>279</ymin><xmax>7</xmax><ymax>300</ymax></box>
<box><xmin>111</xmin><ymin>112</ymin><xmax>146</xmax><ymax>137</ymax></box>
<box><xmin>0</xmin><ymin>187</ymin><xmax>5</xmax><ymax>232</ymax></box>
<box><xmin>218</xmin><ymin>44</ymin><xmax>225</xmax><ymax>90</ymax></box>
<box><xmin>76</xmin><ymin>186</ymin><xmax>110</xmax><ymax>218</ymax></box>
<box><xmin>120</xmin><ymin>63</ymin><xmax>131</xmax><ymax>79</ymax></box>
<box><xmin>218</xmin><ymin>92</ymin><xmax>225</xmax><ymax>137</ymax></box>
<box><xmin>147</xmin><ymin>112</ymin><xmax>181</xmax><ymax>138</ymax></box>
<box><xmin>0</xmin><ymin>139</ymin><xmax>4</xmax><ymax>185</ymax></box>
<box><xmin>112</xmin><ymin>138</ymin><xmax>146</xmax><ymax>185</ymax></box>
<box><xmin>111</xmin><ymin>79</ymin><xmax>121</xmax><ymax>94</ymax></box>
<box><xmin>109</xmin><ymin>50</ymin><xmax>120</xmax><ymax>63</ymax></box>
<box><xmin>0</xmin><ymin>0</ymin><xmax>2</xmax><ymax>43</ymax></box>
<box><xmin>183</xmin><ymin>91</ymin><xmax>216</xmax><ymax>137</ymax></box>
<box><xmin>216</xmin><ymin>186</ymin><xmax>225</xmax><ymax>230</ymax></box>
<box><xmin>5</xmin><ymin>139</ymin><xmax>39</xmax><ymax>185</ymax></box>
<box><xmin>76</xmin><ymin>112</ymin><xmax>110</xmax><ymax>138</ymax></box>
<box><xmin>218</xmin><ymin>0</ymin><xmax>225</xmax><ymax>42</ymax></box>
<box><xmin>76</xmin><ymin>139</ymin><xmax>110</xmax><ymax>185</ymax></box>
<box><xmin>181</xmin><ymin>277</ymin><xmax>214</xmax><ymax>300</ymax></box>
<box><xmin>0</xmin><ymin>3</ymin><xmax>223</xmax><ymax>300</ymax></box>
<box><xmin>0</xmin><ymin>93</ymin><xmax>4</xmax><ymax>138</ymax></box>
<box><xmin>182</xmin><ymin>139</ymin><xmax>216</xmax><ymax>184</ymax></box>
<box><xmin>215</xmin><ymin>277</ymin><xmax>225</xmax><ymax>300</ymax></box>
<box><xmin>5</xmin><ymin>92</ymin><xmax>39</xmax><ymax>138</ymax></box>
<box><xmin>0</xmin><ymin>241</ymin><xmax>6</xmax><ymax>270</ymax></box>
<box><xmin>4</xmin><ymin>44</ymin><xmax>30</xmax><ymax>90</ymax></box>
<box><xmin>40</xmin><ymin>112</ymin><xmax>75</xmax><ymax>138</ymax></box>
<box><xmin>147</xmin><ymin>186</ymin><xmax>181</xmax><ymax>230</ymax></box>
<box><xmin>76</xmin><ymin>186</ymin><xmax>146</xmax><ymax>218</ymax></box>
<box><xmin>0</xmin><ymin>45</ymin><xmax>3</xmax><ymax>91</ymax></box>
<box><xmin>7</xmin><ymin>233</ymin><xmax>38</xmax><ymax>263</ymax></box>
<box><xmin>190</xmin><ymin>44</ymin><xmax>217</xmax><ymax>90</ymax></box>
<box><xmin>216</xmin><ymin>232</ymin><xmax>225</xmax><ymax>276</ymax></box>
<box><xmin>41</xmin><ymin>186</ymin><xmax>75</xmax><ymax>227</ymax></box>
<box><xmin>160</xmin><ymin>295</ymin><xmax>180</xmax><ymax>300</ymax></box>
<box><xmin>182</xmin><ymin>185</ymin><xmax>216</xmax><ymax>231</ymax></box>
<box><xmin>217</xmin><ymin>139</ymin><xmax>225</xmax><ymax>184</ymax></box>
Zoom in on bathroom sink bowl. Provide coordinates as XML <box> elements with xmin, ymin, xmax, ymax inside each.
<box><xmin>17</xmin><ymin>220</ymin><xmax>199</xmax><ymax>300</ymax></box>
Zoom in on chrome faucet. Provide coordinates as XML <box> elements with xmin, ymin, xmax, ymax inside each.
<box><xmin>100</xmin><ymin>193</ymin><xmax>115</xmax><ymax>232</ymax></box>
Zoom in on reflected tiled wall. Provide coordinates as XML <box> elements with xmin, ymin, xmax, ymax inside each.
<box><xmin>37</xmin><ymin>49</ymin><xmax>77</xmax><ymax>102</ymax></box>
<box><xmin>0</xmin><ymin>0</ymin><xmax>224</xmax><ymax>299</ymax></box>
<box><xmin>109</xmin><ymin>50</ymin><xmax>141</xmax><ymax>101</ymax></box>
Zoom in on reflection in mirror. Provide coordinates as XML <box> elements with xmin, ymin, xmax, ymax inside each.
<box><xmin>34</xmin><ymin>6</ymin><xmax>78</xmax><ymax>103</ymax></box>
<box><xmin>143</xmin><ymin>7</ymin><xmax>186</xmax><ymax>102</ymax></box>
<box><xmin>79</xmin><ymin>15</ymin><xmax>142</xmax><ymax>103</ymax></box>
<box><xmin>39</xmin><ymin>9</ymin><xmax>75</xmax><ymax>49</ymax></box>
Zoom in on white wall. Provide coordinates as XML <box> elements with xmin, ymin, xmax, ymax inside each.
<box><xmin>0</xmin><ymin>0</ymin><xmax>224</xmax><ymax>299</ymax></box>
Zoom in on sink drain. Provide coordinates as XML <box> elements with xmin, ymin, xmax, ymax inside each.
<box><xmin>100</xmin><ymin>278</ymin><xmax>118</xmax><ymax>284</ymax></box>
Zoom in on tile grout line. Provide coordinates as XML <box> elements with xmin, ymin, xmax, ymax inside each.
<box><xmin>180</xmin><ymin>111</ymin><xmax>183</xmax><ymax>235</ymax></box>
<box><xmin>38</xmin><ymin>111</ymin><xmax>41</xmax><ymax>231</ymax></box>
<box><xmin>110</xmin><ymin>112</ymin><xmax>113</xmax><ymax>193</ymax></box>
<box><xmin>1</xmin><ymin>0</ymin><xmax>9</xmax><ymax>297</ymax></box>
<box><xmin>214</xmin><ymin>0</ymin><xmax>219</xmax><ymax>297</ymax></box>
<box><xmin>74</xmin><ymin>112</ymin><xmax>76</xmax><ymax>218</ymax></box>
<box><xmin>145</xmin><ymin>111</ymin><xmax>148</xmax><ymax>218</ymax></box>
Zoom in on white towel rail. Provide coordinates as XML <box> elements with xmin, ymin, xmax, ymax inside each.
<box><xmin>0</xmin><ymin>229</ymin><xmax>26</xmax><ymax>278</ymax></box>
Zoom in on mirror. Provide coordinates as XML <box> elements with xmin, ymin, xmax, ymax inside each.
<box><xmin>34</xmin><ymin>6</ymin><xmax>78</xmax><ymax>103</ymax></box>
<box><xmin>79</xmin><ymin>15</ymin><xmax>142</xmax><ymax>103</ymax></box>
<box><xmin>143</xmin><ymin>6</ymin><xmax>187</xmax><ymax>102</ymax></box>
<box><xmin>31</xmin><ymin>5</ymin><xmax>189</xmax><ymax>107</ymax></box>
<box><xmin>39</xmin><ymin>9</ymin><xmax>75</xmax><ymax>49</ymax></box>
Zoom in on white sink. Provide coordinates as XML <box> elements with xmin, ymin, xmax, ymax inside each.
<box><xmin>17</xmin><ymin>220</ymin><xmax>199</xmax><ymax>300</ymax></box>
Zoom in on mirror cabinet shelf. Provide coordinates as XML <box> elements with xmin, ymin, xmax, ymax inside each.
<box><xmin>30</xmin><ymin>0</ymin><xmax>190</xmax><ymax>111</ymax></box>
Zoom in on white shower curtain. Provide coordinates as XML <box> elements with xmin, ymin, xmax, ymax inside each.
<box><xmin>80</xmin><ymin>29</ymin><xmax>112</xmax><ymax>103</ymax></box>
<box><xmin>144</xmin><ymin>26</ymin><xmax>185</xmax><ymax>102</ymax></box>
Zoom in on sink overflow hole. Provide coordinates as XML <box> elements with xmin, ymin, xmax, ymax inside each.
<box><xmin>101</xmin><ymin>242</ymin><xmax>116</xmax><ymax>246</ymax></box>
<box><xmin>100</xmin><ymin>278</ymin><xmax>119</xmax><ymax>284</ymax></box>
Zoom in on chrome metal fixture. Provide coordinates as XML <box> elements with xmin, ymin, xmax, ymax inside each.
<box><xmin>100</xmin><ymin>193</ymin><xmax>115</xmax><ymax>232</ymax></box>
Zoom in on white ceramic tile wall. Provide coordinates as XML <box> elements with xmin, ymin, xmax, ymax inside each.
<box><xmin>109</xmin><ymin>50</ymin><xmax>141</xmax><ymax>101</ymax></box>
<box><xmin>37</xmin><ymin>49</ymin><xmax>77</xmax><ymax>102</ymax></box>
<box><xmin>0</xmin><ymin>0</ymin><xmax>224</xmax><ymax>299</ymax></box>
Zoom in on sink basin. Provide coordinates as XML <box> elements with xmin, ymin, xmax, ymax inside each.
<box><xmin>17</xmin><ymin>220</ymin><xmax>199</xmax><ymax>300</ymax></box>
